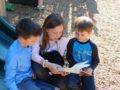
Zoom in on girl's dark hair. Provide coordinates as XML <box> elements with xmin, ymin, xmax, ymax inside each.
<box><xmin>41</xmin><ymin>13</ymin><xmax>64</xmax><ymax>52</ymax></box>
<box><xmin>16</xmin><ymin>18</ymin><xmax>42</xmax><ymax>39</ymax></box>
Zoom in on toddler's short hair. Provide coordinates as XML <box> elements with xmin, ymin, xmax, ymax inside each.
<box><xmin>75</xmin><ymin>16</ymin><xmax>94</xmax><ymax>32</ymax></box>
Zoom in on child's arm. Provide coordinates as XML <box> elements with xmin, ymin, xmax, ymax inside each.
<box><xmin>5</xmin><ymin>53</ymin><xmax>19</xmax><ymax>90</ymax></box>
<box><xmin>32</xmin><ymin>37</ymin><xmax>44</xmax><ymax>64</ymax></box>
<box><xmin>90</xmin><ymin>44</ymin><xmax>100</xmax><ymax>70</ymax></box>
<box><xmin>66</xmin><ymin>38</ymin><xmax>77</xmax><ymax>67</ymax></box>
<box><xmin>82</xmin><ymin>44</ymin><xmax>100</xmax><ymax>76</ymax></box>
<box><xmin>58</xmin><ymin>37</ymin><xmax>69</xmax><ymax>56</ymax></box>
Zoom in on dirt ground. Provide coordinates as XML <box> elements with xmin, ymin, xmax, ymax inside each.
<box><xmin>4</xmin><ymin>0</ymin><xmax>120</xmax><ymax>90</ymax></box>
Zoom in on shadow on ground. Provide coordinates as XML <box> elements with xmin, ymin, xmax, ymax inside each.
<box><xmin>7</xmin><ymin>0</ymin><xmax>99</xmax><ymax>36</ymax></box>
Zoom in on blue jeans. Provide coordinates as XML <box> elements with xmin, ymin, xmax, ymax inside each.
<box><xmin>17</xmin><ymin>77</ymin><xmax>55</xmax><ymax>90</ymax></box>
<box><xmin>67</xmin><ymin>73</ymin><xmax>96</xmax><ymax>90</ymax></box>
<box><xmin>67</xmin><ymin>73</ymin><xmax>81</xmax><ymax>90</ymax></box>
<box><xmin>81</xmin><ymin>75</ymin><xmax>95</xmax><ymax>90</ymax></box>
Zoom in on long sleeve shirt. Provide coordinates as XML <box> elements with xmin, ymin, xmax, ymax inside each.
<box><xmin>32</xmin><ymin>36</ymin><xmax>69</xmax><ymax>64</ymax></box>
<box><xmin>66</xmin><ymin>38</ymin><xmax>100</xmax><ymax>70</ymax></box>
<box><xmin>4</xmin><ymin>40</ymin><xmax>32</xmax><ymax>90</ymax></box>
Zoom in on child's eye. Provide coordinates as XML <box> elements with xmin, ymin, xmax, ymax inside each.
<box><xmin>53</xmin><ymin>32</ymin><xmax>57</xmax><ymax>34</ymax></box>
<box><xmin>76</xmin><ymin>33</ymin><xmax>85</xmax><ymax>37</ymax></box>
<box><xmin>53</xmin><ymin>32</ymin><xmax>62</xmax><ymax>35</ymax></box>
<box><xmin>76</xmin><ymin>33</ymin><xmax>79</xmax><ymax>36</ymax></box>
<box><xmin>81</xmin><ymin>34</ymin><xmax>85</xmax><ymax>37</ymax></box>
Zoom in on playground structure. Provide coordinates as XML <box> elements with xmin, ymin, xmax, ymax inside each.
<box><xmin>0</xmin><ymin>15</ymin><xmax>17</xmax><ymax>90</ymax></box>
<box><xmin>0</xmin><ymin>16</ymin><xmax>17</xmax><ymax>70</ymax></box>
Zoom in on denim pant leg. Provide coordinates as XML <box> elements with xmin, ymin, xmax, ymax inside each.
<box><xmin>49</xmin><ymin>75</ymin><xmax>67</xmax><ymax>90</ymax></box>
<box><xmin>32</xmin><ymin>61</ymin><xmax>50</xmax><ymax>82</ymax></box>
<box><xmin>17</xmin><ymin>77</ymin><xmax>56</xmax><ymax>90</ymax></box>
<box><xmin>35</xmin><ymin>80</ymin><xmax>56</xmax><ymax>90</ymax></box>
<box><xmin>17</xmin><ymin>77</ymin><xmax>40</xmax><ymax>90</ymax></box>
<box><xmin>67</xmin><ymin>73</ymin><xmax>81</xmax><ymax>90</ymax></box>
<box><xmin>81</xmin><ymin>75</ymin><xmax>96</xmax><ymax>90</ymax></box>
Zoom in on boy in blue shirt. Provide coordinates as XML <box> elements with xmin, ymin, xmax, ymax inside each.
<box><xmin>66</xmin><ymin>16</ymin><xmax>100</xmax><ymax>90</ymax></box>
<box><xmin>5</xmin><ymin>18</ymin><xmax>58</xmax><ymax>90</ymax></box>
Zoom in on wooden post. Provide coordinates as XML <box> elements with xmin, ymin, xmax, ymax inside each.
<box><xmin>38</xmin><ymin>0</ymin><xmax>43</xmax><ymax>6</ymax></box>
<box><xmin>0</xmin><ymin>0</ymin><xmax>6</xmax><ymax>17</ymax></box>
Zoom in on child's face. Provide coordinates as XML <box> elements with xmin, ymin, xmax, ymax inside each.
<box><xmin>76</xmin><ymin>29</ymin><xmax>91</xmax><ymax>42</ymax></box>
<box><xmin>46</xmin><ymin>24</ymin><xmax>64</xmax><ymax>41</ymax></box>
<box><xmin>25</xmin><ymin>36</ymin><xmax>39</xmax><ymax>46</ymax></box>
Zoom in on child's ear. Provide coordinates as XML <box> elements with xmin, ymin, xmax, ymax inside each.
<box><xmin>88</xmin><ymin>30</ymin><xmax>92</xmax><ymax>34</ymax></box>
<box><xmin>90</xmin><ymin>28</ymin><xmax>96</xmax><ymax>34</ymax></box>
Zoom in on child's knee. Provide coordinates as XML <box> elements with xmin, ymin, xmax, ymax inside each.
<box><xmin>59</xmin><ymin>84</ymin><xmax>67</xmax><ymax>90</ymax></box>
<box><xmin>55</xmin><ymin>87</ymin><xmax>60</xmax><ymax>90</ymax></box>
<box><xmin>55</xmin><ymin>81</ymin><xmax>67</xmax><ymax>90</ymax></box>
<box><xmin>81</xmin><ymin>76</ymin><xmax>95</xmax><ymax>90</ymax></box>
<box><xmin>68</xmin><ymin>82</ymin><xmax>81</xmax><ymax>90</ymax></box>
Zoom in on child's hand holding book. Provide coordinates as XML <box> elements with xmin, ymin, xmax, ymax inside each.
<box><xmin>57</xmin><ymin>61</ymin><xmax>91</xmax><ymax>76</ymax></box>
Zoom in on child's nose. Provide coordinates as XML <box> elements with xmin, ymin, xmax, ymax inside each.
<box><xmin>55</xmin><ymin>33</ymin><xmax>61</xmax><ymax>38</ymax></box>
<box><xmin>78</xmin><ymin>35</ymin><xmax>82</xmax><ymax>39</ymax></box>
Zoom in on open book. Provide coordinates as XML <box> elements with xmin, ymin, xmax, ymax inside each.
<box><xmin>57</xmin><ymin>61</ymin><xmax>90</xmax><ymax>74</ymax></box>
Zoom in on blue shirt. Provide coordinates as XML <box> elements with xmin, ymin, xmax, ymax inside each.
<box><xmin>72</xmin><ymin>40</ymin><xmax>92</xmax><ymax>65</ymax></box>
<box><xmin>5</xmin><ymin>40</ymin><xmax>32</xmax><ymax>90</ymax></box>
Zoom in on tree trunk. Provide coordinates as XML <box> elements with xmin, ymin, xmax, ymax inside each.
<box><xmin>0</xmin><ymin>0</ymin><xmax>6</xmax><ymax>17</ymax></box>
